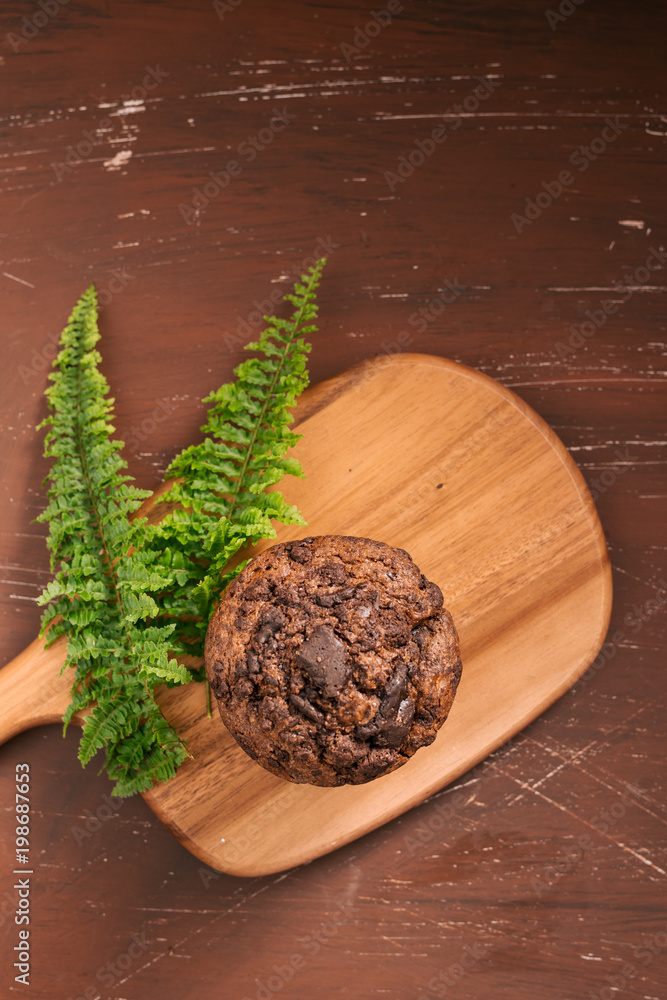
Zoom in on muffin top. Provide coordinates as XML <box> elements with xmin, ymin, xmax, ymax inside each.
<box><xmin>205</xmin><ymin>535</ymin><xmax>462</xmax><ymax>786</ymax></box>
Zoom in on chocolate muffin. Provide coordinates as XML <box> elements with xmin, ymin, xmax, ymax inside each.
<box><xmin>204</xmin><ymin>535</ymin><xmax>462</xmax><ymax>786</ymax></box>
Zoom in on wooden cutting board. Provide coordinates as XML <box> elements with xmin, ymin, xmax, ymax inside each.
<box><xmin>0</xmin><ymin>354</ymin><xmax>612</xmax><ymax>877</ymax></box>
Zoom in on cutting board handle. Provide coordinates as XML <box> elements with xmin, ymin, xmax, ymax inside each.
<box><xmin>0</xmin><ymin>635</ymin><xmax>71</xmax><ymax>746</ymax></box>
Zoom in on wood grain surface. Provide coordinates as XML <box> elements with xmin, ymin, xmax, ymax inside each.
<box><xmin>0</xmin><ymin>2</ymin><xmax>665</xmax><ymax>999</ymax></box>
<box><xmin>0</xmin><ymin>353</ymin><xmax>613</xmax><ymax>876</ymax></box>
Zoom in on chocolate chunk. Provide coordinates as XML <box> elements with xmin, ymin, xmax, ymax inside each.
<box><xmin>356</xmin><ymin>665</ymin><xmax>411</xmax><ymax>743</ymax></box>
<box><xmin>315</xmin><ymin>592</ymin><xmax>336</xmax><ymax>608</ymax></box>
<box><xmin>380</xmin><ymin>663</ymin><xmax>408</xmax><ymax>716</ymax></box>
<box><xmin>288</xmin><ymin>542</ymin><xmax>312</xmax><ymax>564</ymax></box>
<box><xmin>295</xmin><ymin>624</ymin><xmax>350</xmax><ymax>697</ymax></box>
<box><xmin>323</xmin><ymin>561</ymin><xmax>347</xmax><ymax>585</ymax></box>
<box><xmin>333</xmin><ymin>604</ymin><xmax>348</xmax><ymax>624</ymax></box>
<box><xmin>356</xmin><ymin>748</ymin><xmax>398</xmax><ymax>779</ymax></box>
<box><xmin>289</xmin><ymin>693</ymin><xmax>324</xmax><ymax>723</ymax></box>
<box><xmin>246</xmin><ymin>652</ymin><xmax>260</xmax><ymax>673</ymax></box>
<box><xmin>245</xmin><ymin>578</ymin><xmax>270</xmax><ymax>600</ymax></box>
<box><xmin>355</xmin><ymin>717</ymin><xmax>381</xmax><ymax>741</ymax></box>
<box><xmin>212</xmin><ymin>678</ymin><xmax>229</xmax><ymax>699</ymax></box>
<box><xmin>255</xmin><ymin>607</ymin><xmax>285</xmax><ymax>644</ymax></box>
<box><xmin>382</xmin><ymin>662</ymin><xmax>405</xmax><ymax>698</ymax></box>
<box><xmin>375</xmin><ymin>697</ymin><xmax>415</xmax><ymax>749</ymax></box>
<box><xmin>259</xmin><ymin>607</ymin><xmax>286</xmax><ymax>630</ymax></box>
<box><xmin>256</xmin><ymin>625</ymin><xmax>275</xmax><ymax>643</ymax></box>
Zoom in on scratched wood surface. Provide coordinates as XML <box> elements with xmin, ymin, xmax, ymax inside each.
<box><xmin>0</xmin><ymin>1</ymin><xmax>665</xmax><ymax>998</ymax></box>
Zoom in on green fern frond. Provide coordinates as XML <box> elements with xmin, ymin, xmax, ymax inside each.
<box><xmin>36</xmin><ymin>285</ymin><xmax>191</xmax><ymax>796</ymax></box>
<box><xmin>148</xmin><ymin>258</ymin><xmax>326</xmax><ymax>655</ymax></box>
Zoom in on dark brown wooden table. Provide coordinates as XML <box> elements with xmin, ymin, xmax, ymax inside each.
<box><xmin>1</xmin><ymin>2</ymin><xmax>665</xmax><ymax>998</ymax></box>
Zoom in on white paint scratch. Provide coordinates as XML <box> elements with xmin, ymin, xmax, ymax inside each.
<box><xmin>104</xmin><ymin>149</ymin><xmax>133</xmax><ymax>171</ymax></box>
<box><xmin>546</xmin><ymin>285</ymin><xmax>666</xmax><ymax>293</ymax></box>
<box><xmin>110</xmin><ymin>100</ymin><xmax>146</xmax><ymax>117</ymax></box>
<box><xmin>3</xmin><ymin>271</ymin><xmax>35</xmax><ymax>288</ymax></box>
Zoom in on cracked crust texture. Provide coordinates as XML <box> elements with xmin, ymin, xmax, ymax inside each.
<box><xmin>204</xmin><ymin>535</ymin><xmax>462</xmax><ymax>786</ymax></box>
